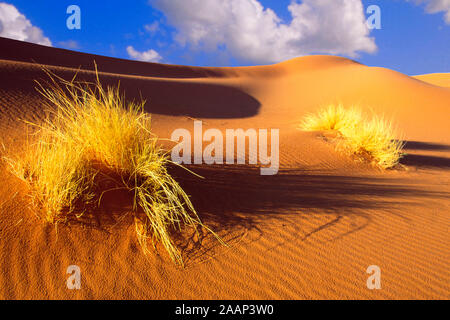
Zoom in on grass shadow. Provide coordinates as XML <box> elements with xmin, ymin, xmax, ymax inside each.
<box><xmin>400</xmin><ymin>140</ymin><xmax>450</xmax><ymax>169</ymax></box>
<box><xmin>401</xmin><ymin>154</ymin><xmax>450</xmax><ymax>169</ymax></box>
<box><xmin>60</xmin><ymin>163</ymin><xmax>449</xmax><ymax>265</ymax></box>
<box><xmin>403</xmin><ymin>141</ymin><xmax>450</xmax><ymax>152</ymax></box>
<box><xmin>169</xmin><ymin>165</ymin><xmax>449</xmax><ymax>264</ymax></box>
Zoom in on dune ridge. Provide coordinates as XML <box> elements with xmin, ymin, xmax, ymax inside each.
<box><xmin>0</xmin><ymin>37</ymin><xmax>449</xmax><ymax>299</ymax></box>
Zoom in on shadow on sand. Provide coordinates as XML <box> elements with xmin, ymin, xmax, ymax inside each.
<box><xmin>0</xmin><ymin>59</ymin><xmax>261</xmax><ymax>119</ymax></box>
<box><xmin>401</xmin><ymin>140</ymin><xmax>450</xmax><ymax>169</ymax></box>
<box><xmin>173</xmin><ymin>165</ymin><xmax>447</xmax><ymax>228</ymax></box>
<box><xmin>401</xmin><ymin>154</ymin><xmax>450</xmax><ymax>169</ymax></box>
<box><xmin>64</xmin><ymin>157</ymin><xmax>450</xmax><ymax>265</ymax></box>
<box><xmin>119</xmin><ymin>79</ymin><xmax>261</xmax><ymax>118</ymax></box>
<box><xmin>403</xmin><ymin>140</ymin><xmax>450</xmax><ymax>152</ymax></box>
<box><xmin>167</xmin><ymin>165</ymin><xmax>448</xmax><ymax>264</ymax></box>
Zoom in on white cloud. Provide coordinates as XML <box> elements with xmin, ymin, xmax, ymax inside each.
<box><xmin>151</xmin><ymin>0</ymin><xmax>376</xmax><ymax>64</ymax></box>
<box><xmin>126</xmin><ymin>45</ymin><xmax>162</xmax><ymax>62</ymax></box>
<box><xmin>58</xmin><ymin>40</ymin><xmax>80</xmax><ymax>50</ymax></box>
<box><xmin>0</xmin><ymin>2</ymin><xmax>51</xmax><ymax>46</ymax></box>
<box><xmin>409</xmin><ymin>0</ymin><xmax>450</xmax><ymax>23</ymax></box>
<box><xmin>144</xmin><ymin>21</ymin><xmax>160</xmax><ymax>34</ymax></box>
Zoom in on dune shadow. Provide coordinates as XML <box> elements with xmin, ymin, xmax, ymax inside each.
<box><xmin>117</xmin><ymin>79</ymin><xmax>261</xmax><ymax>118</ymax></box>
<box><xmin>0</xmin><ymin>37</ymin><xmax>225</xmax><ymax>79</ymax></box>
<box><xmin>0</xmin><ymin>66</ymin><xmax>261</xmax><ymax>119</ymax></box>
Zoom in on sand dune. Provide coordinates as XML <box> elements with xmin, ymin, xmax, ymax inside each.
<box><xmin>414</xmin><ymin>73</ymin><xmax>450</xmax><ymax>88</ymax></box>
<box><xmin>0</xmin><ymin>37</ymin><xmax>449</xmax><ymax>299</ymax></box>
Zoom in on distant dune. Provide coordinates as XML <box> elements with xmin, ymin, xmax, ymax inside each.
<box><xmin>0</xmin><ymin>37</ymin><xmax>449</xmax><ymax>299</ymax></box>
<box><xmin>414</xmin><ymin>73</ymin><xmax>450</xmax><ymax>88</ymax></box>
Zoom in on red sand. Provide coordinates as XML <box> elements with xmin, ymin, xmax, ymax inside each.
<box><xmin>0</xmin><ymin>37</ymin><xmax>449</xmax><ymax>299</ymax></box>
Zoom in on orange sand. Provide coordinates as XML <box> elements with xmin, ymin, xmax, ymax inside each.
<box><xmin>0</xmin><ymin>37</ymin><xmax>449</xmax><ymax>299</ymax></box>
<box><xmin>414</xmin><ymin>73</ymin><xmax>450</xmax><ymax>88</ymax></box>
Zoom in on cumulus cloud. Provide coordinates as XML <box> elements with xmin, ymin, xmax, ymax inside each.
<box><xmin>151</xmin><ymin>0</ymin><xmax>376</xmax><ymax>64</ymax></box>
<box><xmin>0</xmin><ymin>2</ymin><xmax>51</xmax><ymax>46</ymax></box>
<box><xmin>126</xmin><ymin>45</ymin><xmax>162</xmax><ymax>62</ymax></box>
<box><xmin>409</xmin><ymin>0</ymin><xmax>450</xmax><ymax>23</ymax></box>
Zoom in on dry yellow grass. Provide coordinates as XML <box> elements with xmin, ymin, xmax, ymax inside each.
<box><xmin>301</xmin><ymin>104</ymin><xmax>404</xmax><ymax>169</ymax></box>
<box><xmin>3</xmin><ymin>71</ymin><xmax>222</xmax><ymax>265</ymax></box>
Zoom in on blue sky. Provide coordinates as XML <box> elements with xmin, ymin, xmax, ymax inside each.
<box><xmin>1</xmin><ymin>0</ymin><xmax>449</xmax><ymax>75</ymax></box>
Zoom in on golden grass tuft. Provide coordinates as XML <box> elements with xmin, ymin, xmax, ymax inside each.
<box><xmin>3</xmin><ymin>70</ymin><xmax>221</xmax><ymax>266</ymax></box>
<box><xmin>300</xmin><ymin>104</ymin><xmax>405</xmax><ymax>169</ymax></box>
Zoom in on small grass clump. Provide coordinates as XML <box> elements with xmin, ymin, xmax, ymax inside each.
<box><xmin>300</xmin><ymin>104</ymin><xmax>404</xmax><ymax>169</ymax></box>
<box><xmin>4</xmin><ymin>71</ymin><xmax>219</xmax><ymax>265</ymax></box>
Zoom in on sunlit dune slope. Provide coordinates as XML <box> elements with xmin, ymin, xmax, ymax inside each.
<box><xmin>413</xmin><ymin>73</ymin><xmax>450</xmax><ymax>88</ymax></box>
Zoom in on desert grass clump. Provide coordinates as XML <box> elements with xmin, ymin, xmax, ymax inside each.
<box><xmin>4</xmin><ymin>72</ymin><xmax>219</xmax><ymax>265</ymax></box>
<box><xmin>301</xmin><ymin>104</ymin><xmax>363</xmax><ymax>133</ymax></box>
<box><xmin>300</xmin><ymin>104</ymin><xmax>404</xmax><ymax>169</ymax></box>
